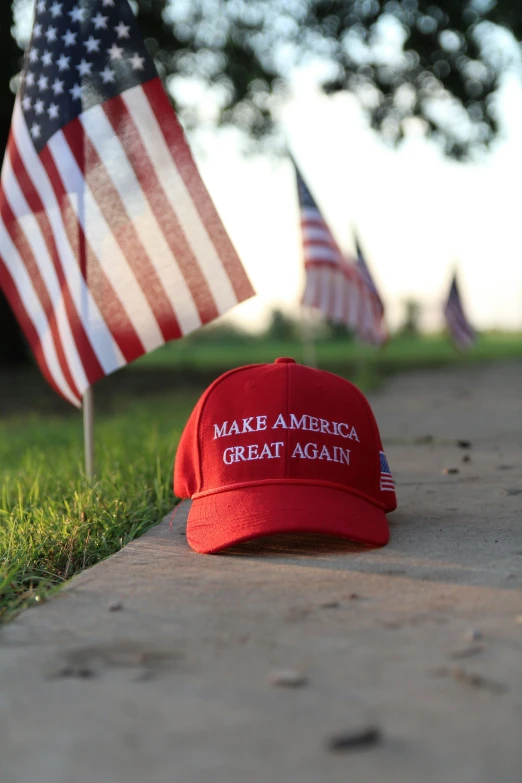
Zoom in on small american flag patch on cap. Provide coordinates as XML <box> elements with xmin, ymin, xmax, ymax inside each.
<box><xmin>379</xmin><ymin>451</ymin><xmax>395</xmax><ymax>492</ymax></box>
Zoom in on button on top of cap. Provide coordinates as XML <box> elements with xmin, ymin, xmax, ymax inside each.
<box><xmin>274</xmin><ymin>357</ymin><xmax>296</xmax><ymax>364</ymax></box>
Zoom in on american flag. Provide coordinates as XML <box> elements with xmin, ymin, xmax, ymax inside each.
<box><xmin>355</xmin><ymin>233</ymin><xmax>384</xmax><ymax>318</ymax></box>
<box><xmin>443</xmin><ymin>273</ymin><xmax>476</xmax><ymax>351</ymax></box>
<box><xmin>379</xmin><ymin>451</ymin><xmax>395</xmax><ymax>492</ymax></box>
<box><xmin>295</xmin><ymin>164</ymin><xmax>386</xmax><ymax>344</ymax></box>
<box><xmin>354</xmin><ymin>233</ymin><xmax>387</xmax><ymax>345</ymax></box>
<box><xmin>0</xmin><ymin>0</ymin><xmax>254</xmax><ymax>407</ymax></box>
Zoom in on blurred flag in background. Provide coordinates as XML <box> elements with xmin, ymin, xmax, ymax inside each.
<box><xmin>444</xmin><ymin>272</ymin><xmax>476</xmax><ymax>351</ymax></box>
<box><xmin>295</xmin><ymin>163</ymin><xmax>386</xmax><ymax>344</ymax></box>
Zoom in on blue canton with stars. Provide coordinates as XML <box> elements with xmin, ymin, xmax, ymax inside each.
<box><xmin>20</xmin><ymin>0</ymin><xmax>157</xmax><ymax>153</ymax></box>
<box><xmin>379</xmin><ymin>451</ymin><xmax>391</xmax><ymax>475</ymax></box>
<box><xmin>295</xmin><ymin>167</ymin><xmax>319</xmax><ymax>211</ymax></box>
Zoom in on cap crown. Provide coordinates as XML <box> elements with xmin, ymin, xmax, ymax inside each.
<box><xmin>175</xmin><ymin>360</ymin><xmax>396</xmax><ymax>512</ymax></box>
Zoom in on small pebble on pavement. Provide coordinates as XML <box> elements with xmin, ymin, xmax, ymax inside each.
<box><xmin>444</xmin><ymin>666</ymin><xmax>506</xmax><ymax>694</ymax></box>
<box><xmin>269</xmin><ymin>669</ymin><xmax>308</xmax><ymax>688</ymax></box>
<box><xmin>326</xmin><ymin>726</ymin><xmax>382</xmax><ymax>752</ymax></box>
<box><xmin>449</xmin><ymin>645</ymin><xmax>484</xmax><ymax>660</ymax></box>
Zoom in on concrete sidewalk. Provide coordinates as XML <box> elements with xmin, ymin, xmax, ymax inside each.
<box><xmin>1</xmin><ymin>361</ymin><xmax>521</xmax><ymax>783</ymax></box>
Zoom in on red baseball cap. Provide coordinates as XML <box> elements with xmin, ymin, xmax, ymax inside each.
<box><xmin>174</xmin><ymin>358</ymin><xmax>397</xmax><ymax>554</ymax></box>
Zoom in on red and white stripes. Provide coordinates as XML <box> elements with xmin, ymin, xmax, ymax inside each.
<box><xmin>0</xmin><ymin>78</ymin><xmax>254</xmax><ymax>405</ymax></box>
<box><xmin>299</xmin><ymin>200</ymin><xmax>386</xmax><ymax>345</ymax></box>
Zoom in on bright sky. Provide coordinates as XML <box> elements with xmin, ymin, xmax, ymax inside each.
<box><xmin>194</xmin><ymin>72</ymin><xmax>522</xmax><ymax>334</ymax></box>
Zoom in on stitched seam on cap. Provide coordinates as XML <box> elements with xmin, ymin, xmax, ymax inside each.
<box><xmin>320</xmin><ymin>369</ymin><xmax>383</xmax><ymax>495</ymax></box>
<box><xmin>359</xmin><ymin>393</ymin><xmax>382</xmax><ymax>492</ymax></box>
<box><xmin>292</xmin><ymin>367</ymin><xmax>381</xmax><ymax>496</ymax></box>
<box><xmin>192</xmin><ymin>478</ymin><xmax>384</xmax><ymax>510</ymax></box>
<box><xmin>195</xmin><ymin>363</ymin><xmax>265</xmax><ymax>491</ymax></box>
<box><xmin>285</xmin><ymin>361</ymin><xmax>290</xmax><ymax>476</ymax></box>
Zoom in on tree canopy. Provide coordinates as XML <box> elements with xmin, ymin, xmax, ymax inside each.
<box><xmin>6</xmin><ymin>0</ymin><xmax>522</xmax><ymax>159</ymax></box>
<box><xmin>132</xmin><ymin>0</ymin><xmax>521</xmax><ymax>159</ymax></box>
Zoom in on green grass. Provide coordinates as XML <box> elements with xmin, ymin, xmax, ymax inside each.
<box><xmin>1</xmin><ymin>330</ymin><xmax>521</xmax><ymax>622</ymax></box>
<box><xmin>134</xmin><ymin>331</ymin><xmax>522</xmax><ymax>374</ymax></box>
<box><xmin>0</xmin><ymin>391</ymin><xmax>197</xmax><ymax>622</ymax></box>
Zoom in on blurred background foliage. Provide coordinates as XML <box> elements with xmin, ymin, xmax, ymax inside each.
<box><xmin>5</xmin><ymin>0</ymin><xmax>522</xmax><ymax>159</ymax></box>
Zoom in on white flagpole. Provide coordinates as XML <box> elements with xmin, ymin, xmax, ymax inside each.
<box><xmin>300</xmin><ymin>305</ymin><xmax>317</xmax><ymax>368</ymax></box>
<box><xmin>83</xmin><ymin>387</ymin><xmax>94</xmax><ymax>481</ymax></box>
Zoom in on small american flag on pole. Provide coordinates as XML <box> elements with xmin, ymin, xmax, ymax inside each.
<box><xmin>443</xmin><ymin>273</ymin><xmax>476</xmax><ymax>351</ymax></box>
<box><xmin>0</xmin><ymin>0</ymin><xmax>254</xmax><ymax>407</ymax></box>
<box><xmin>354</xmin><ymin>233</ymin><xmax>387</xmax><ymax>345</ymax></box>
<box><xmin>355</xmin><ymin>233</ymin><xmax>384</xmax><ymax>318</ymax></box>
<box><xmin>295</xmin><ymin>164</ymin><xmax>386</xmax><ymax>344</ymax></box>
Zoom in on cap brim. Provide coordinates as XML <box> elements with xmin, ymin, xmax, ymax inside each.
<box><xmin>186</xmin><ymin>484</ymin><xmax>389</xmax><ymax>554</ymax></box>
